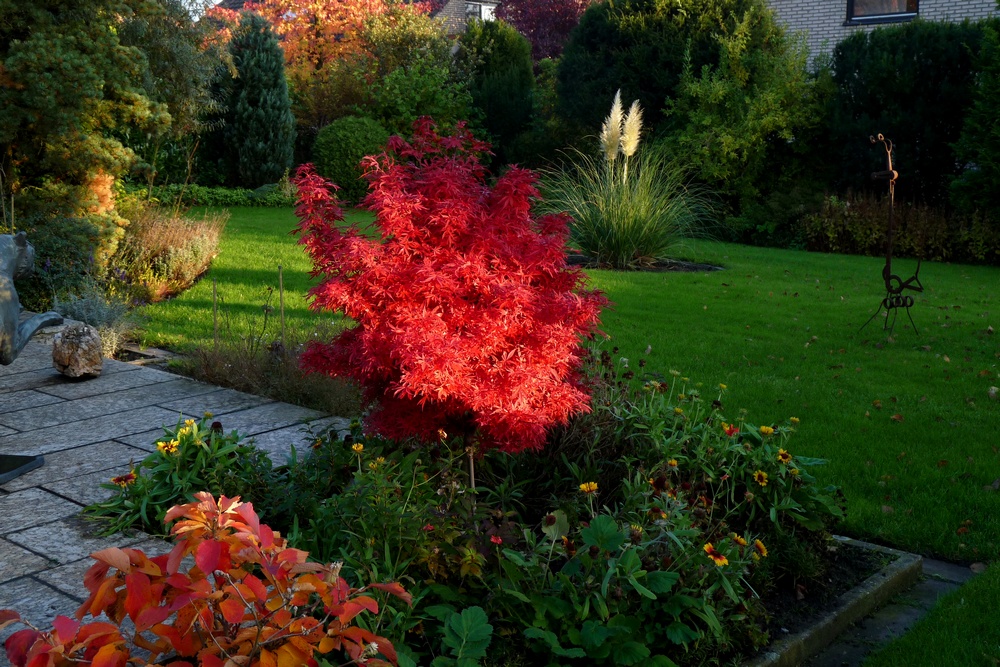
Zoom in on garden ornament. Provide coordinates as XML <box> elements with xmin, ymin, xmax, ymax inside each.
<box><xmin>0</xmin><ymin>231</ymin><xmax>63</xmax><ymax>365</ymax></box>
<box><xmin>859</xmin><ymin>134</ymin><xmax>923</xmax><ymax>335</ymax></box>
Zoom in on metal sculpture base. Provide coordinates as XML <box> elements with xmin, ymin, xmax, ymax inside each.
<box><xmin>860</xmin><ymin>293</ymin><xmax>918</xmax><ymax>336</ymax></box>
<box><xmin>0</xmin><ymin>454</ymin><xmax>43</xmax><ymax>484</ymax></box>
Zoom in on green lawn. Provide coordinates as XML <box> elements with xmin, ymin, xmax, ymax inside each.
<box><xmin>142</xmin><ymin>207</ymin><xmax>1000</xmax><ymax>665</ymax></box>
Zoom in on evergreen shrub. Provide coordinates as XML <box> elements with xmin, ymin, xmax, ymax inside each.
<box><xmin>312</xmin><ymin>116</ymin><xmax>390</xmax><ymax>205</ymax></box>
<box><xmin>459</xmin><ymin>19</ymin><xmax>535</xmax><ymax>165</ymax></box>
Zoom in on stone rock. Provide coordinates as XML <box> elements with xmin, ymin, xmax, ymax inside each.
<box><xmin>52</xmin><ymin>323</ymin><xmax>103</xmax><ymax>378</ymax></box>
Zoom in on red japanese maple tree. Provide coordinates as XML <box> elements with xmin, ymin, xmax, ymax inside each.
<box><xmin>294</xmin><ymin>119</ymin><xmax>607</xmax><ymax>454</ymax></box>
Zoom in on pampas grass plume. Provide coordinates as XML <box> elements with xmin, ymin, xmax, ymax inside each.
<box><xmin>600</xmin><ymin>89</ymin><xmax>624</xmax><ymax>163</ymax></box>
<box><xmin>621</xmin><ymin>100</ymin><xmax>643</xmax><ymax>158</ymax></box>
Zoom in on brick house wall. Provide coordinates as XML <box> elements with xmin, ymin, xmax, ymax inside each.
<box><xmin>767</xmin><ymin>0</ymin><xmax>997</xmax><ymax>57</ymax></box>
<box><xmin>433</xmin><ymin>0</ymin><xmax>499</xmax><ymax>35</ymax></box>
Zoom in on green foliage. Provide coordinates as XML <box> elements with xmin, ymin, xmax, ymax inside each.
<box><xmin>364</xmin><ymin>52</ymin><xmax>474</xmax><ymax>137</ymax></box>
<box><xmin>821</xmin><ymin>19</ymin><xmax>986</xmax><ymax>207</ymax></box>
<box><xmin>951</xmin><ymin>23</ymin><xmax>1000</xmax><ymax>219</ymax></box>
<box><xmin>313</xmin><ymin>116</ymin><xmax>390</xmax><ymax>204</ymax></box>
<box><xmin>218</xmin><ymin>13</ymin><xmax>296</xmax><ymax>188</ymax></box>
<box><xmin>126</xmin><ymin>183</ymin><xmax>297</xmax><ymax>208</ymax></box>
<box><xmin>663</xmin><ymin>5</ymin><xmax>813</xmax><ymax>217</ymax></box>
<box><xmin>459</xmin><ymin>20</ymin><xmax>535</xmax><ymax>165</ymax></box>
<box><xmin>432</xmin><ymin>607</ymin><xmax>494</xmax><ymax>667</ymax></box>
<box><xmin>557</xmin><ymin>0</ymin><xmax>775</xmax><ymax>135</ymax></box>
<box><xmin>801</xmin><ymin>194</ymin><xmax>1000</xmax><ymax>265</ymax></box>
<box><xmin>85</xmin><ymin>415</ymin><xmax>274</xmax><ymax>536</ymax></box>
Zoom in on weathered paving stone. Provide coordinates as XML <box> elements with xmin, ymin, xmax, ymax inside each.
<box><xmin>0</xmin><ymin>341</ymin><xmax>55</xmax><ymax>376</ymax></box>
<box><xmin>0</xmin><ymin>378</ymin><xmax>219</xmax><ymax>431</ymax></box>
<box><xmin>207</xmin><ymin>402</ymin><xmax>327</xmax><ymax>437</ymax></box>
<box><xmin>158</xmin><ymin>387</ymin><xmax>273</xmax><ymax>418</ymax></box>
<box><xmin>0</xmin><ymin>577</ymin><xmax>79</xmax><ymax>653</ymax></box>
<box><xmin>0</xmin><ymin>537</ymin><xmax>53</xmax><ymax>583</ymax></box>
<box><xmin>0</xmin><ymin>405</ymin><xmax>182</xmax><ymax>455</ymax></box>
<box><xmin>32</xmin><ymin>556</ymin><xmax>94</xmax><ymax>602</ymax></box>
<box><xmin>114</xmin><ymin>428</ymin><xmax>169</xmax><ymax>452</ymax></box>
<box><xmin>0</xmin><ymin>367</ymin><xmax>66</xmax><ymax>393</ymax></box>
<box><xmin>1</xmin><ymin>441</ymin><xmax>148</xmax><ymax>493</ymax></box>
<box><xmin>0</xmin><ymin>425</ymin><xmax>15</xmax><ymax>436</ymax></box>
<box><xmin>248</xmin><ymin>417</ymin><xmax>353</xmax><ymax>463</ymax></box>
<box><xmin>0</xmin><ymin>389</ymin><xmax>64</xmax><ymax>414</ymax></box>
<box><xmin>7</xmin><ymin>515</ymin><xmax>147</xmax><ymax>566</ymax></box>
<box><xmin>43</xmin><ymin>468</ymin><xmax>122</xmax><ymax>507</ymax></box>
<box><xmin>0</xmin><ymin>488</ymin><xmax>81</xmax><ymax>535</ymax></box>
<box><xmin>32</xmin><ymin>364</ymin><xmax>170</xmax><ymax>402</ymax></box>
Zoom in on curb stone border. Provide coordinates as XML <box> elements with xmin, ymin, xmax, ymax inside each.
<box><xmin>745</xmin><ymin>536</ymin><xmax>922</xmax><ymax>667</ymax></box>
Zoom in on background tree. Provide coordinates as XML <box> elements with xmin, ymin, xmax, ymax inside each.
<box><xmin>216</xmin><ymin>12</ymin><xmax>296</xmax><ymax>188</ymax></box>
<box><xmin>458</xmin><ymin>19</ymin><xmax>535</xmax><ymax>165</ymax></box>
<box><xmin>495</xmin><ymin>0</ymin><xmax>597</xmax><ymax>60</ymax></box>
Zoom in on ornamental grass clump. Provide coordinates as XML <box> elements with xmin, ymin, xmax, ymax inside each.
<box><xmin>293</xmin><ymin>118</ymin><xmax>607</xmax><ymax>454</ymax></box>
<box><xmin>542</xmin><ymin>90</ymin><xmax>715</xmax><ymax>269</ymax></box>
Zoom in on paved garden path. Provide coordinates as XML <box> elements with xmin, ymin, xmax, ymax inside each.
<box><xmin>0</xmin><ymin>330</ymin><xmax>349</xmax><ymax>664</ymax></box>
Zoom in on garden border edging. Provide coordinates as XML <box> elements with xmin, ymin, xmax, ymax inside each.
<box><xmin>745</xmin><ymin>536</ymin><xmax>922</xmax><ymax>667</ymax></box>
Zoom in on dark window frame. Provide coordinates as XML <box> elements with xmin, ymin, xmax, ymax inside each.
<box><xmin>845</xmin><ymin>0</ymin><xmax>918</xmax><ymax>25</ymax></box>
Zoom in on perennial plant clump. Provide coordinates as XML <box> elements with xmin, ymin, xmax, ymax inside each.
<box><xmin>293</xmin><ymin>118</ymin><xmax>608</xmax><ymax>453</ymax></box>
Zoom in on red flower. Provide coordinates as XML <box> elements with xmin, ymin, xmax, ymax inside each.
<box><xmin>490</xmin><ymin>535</ymin><xmax>503</xmax><ymax>545</ymax></box>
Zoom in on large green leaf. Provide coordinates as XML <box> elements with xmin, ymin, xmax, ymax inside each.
<box><xmin>581</xmin><ymin>515</ymin><xmax>626</xmax><ymax>552</ymax></box>
<box><xmin>442</xmin><ymin>606</ymin><xmax>493</xmax><ymax>661</ymax></box>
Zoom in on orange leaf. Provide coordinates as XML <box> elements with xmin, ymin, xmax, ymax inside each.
<box><xmin>368</xmin><ymin>581</ymin><xmax>413</xmax><ymax>605</ymax></box>
<box><xmin>890</xmin><ymin>413</ymin><xmax>904</xmax><ymax>422</ymax></box>
<box><xmin>219</xmin><ymin>597</ymin><xmax>245</xmax><ymax>625</ymax></box>
<box><xmin>90</xmin><ymin>642</ymin><xmax>126</xmax><ymax>667</ymax></box>
<box><xmin>259</xmin><ymin>649</ymin><xmax>277</xmax><ymax>667</ymax></box>
<box><xmin>337</xmin><ymin>597</ymin><xmax>378</xmax><ymax>625</ymax></box>
<box><xmin>318</xmin><ymin>637</ymin><xmax>338</xmax><ymax>654</ymax></box>
<box><xmin>91</xmin><ymin>548</ymin><xmax>132</xmax><ymax>574</ymax></box>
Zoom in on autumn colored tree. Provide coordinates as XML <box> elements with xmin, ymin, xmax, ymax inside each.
<box><xmin>495</xmin><ymin>0</ymin><xmax>598</xmax><ymax>60</ymax></box>
<box><xmin>294</xmin><ymin>120</ymin><xmax>607</xmax><ymax>454</ymax></box>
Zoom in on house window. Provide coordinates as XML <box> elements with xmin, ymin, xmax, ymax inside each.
<box><xmin>847</xmin><ymin>0</ymin><xmax>918</xmax><ymax>23</ymax></box>
<box><xmin>465</xmin><ymin>2</ymin><xmax>496</xmax><ymax>22</ymax></box>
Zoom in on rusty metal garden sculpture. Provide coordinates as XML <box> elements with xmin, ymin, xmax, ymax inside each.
<box><xmin>860</xmin><ymin>134</ymin><xmax>923</xmax><ymax>335</ymax></box>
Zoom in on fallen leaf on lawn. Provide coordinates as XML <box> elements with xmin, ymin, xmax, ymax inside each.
<box><xmin>971</xmin><ymin>562</ymin><xmax>988</xmax><ymax>574</ymax></box>
<box><xmin>987</xmin><ymin>325</ymin><xmax>994</xmax><ymax>335</ymax></box>
<box><xmin>988</xmin><ymin>386</ymin><xmax>998</xmax><ymax>401</ymax></box>
<box><xmin>978</xmin><ymin>370</ymin><xmax>992</xmax><ymax>377</ymax></box>
<box><xmin>881</xmin><ymin>505</ymin><xmax>894</xmax><ymax>514</ymax></box>
<box><xmin>864</xmin><ymin>411</ymin><xmax>871</xmax><ymax>418</ymax></box>
<box><xmin>921</xmin><ymin>345</ymin><xmax>932</xmax><ymax>351</ymax></box>
<box><xmin>897</xmin><ymin>451</ymin><xmax>906</xmax><ymax>461</ymax></box>
<box><xmin>872</xmin><ymin>399</ymin><xmax>883</xmax><ymax>409</ymax></box>
<box><xmin>957</xmin><ymin>526</ymin><xmax>969</xmax><ymax>535</ymax></box>
<box><xmin>937</xmin><ymin>459</ymin><xmax>949</xmax><ymax>468</ymax></box>
<box><xmin>943</xmin><ymin>355</ymin><xmax>951</xmax><ymax>362</ymax></box>
<box><xmin>890</xmin><ymin>396</ymin><xmax>898</xmax><ymax>403</ymax></box>
<box><xmin>919</xmin><ymin>395</ymin><xmax>928</xmax><ymax>402</ymax></box>
<box><xmin>891</xmin><ymin>413</ymin><xmax>904</xmax><ymax>422</ymax></box>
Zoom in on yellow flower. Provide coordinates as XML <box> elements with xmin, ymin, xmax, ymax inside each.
<box><xmin>703</xmin><ymin>543</ymin><xmax>728</xmax><ymax>567</ymax></box>
<box><xmin>731</xmin><ymin>533</ymin><xmax>747</xmax><ymax>547</ymax></box>
<box><xmin>790</xmin><ymin>417</ymin><xmax>800</xmax><ymax>425</ymax></box>
<box><xmin>203</xmin><ymin>412</ymin><xmax>214</xmax><ymax>419</ymax></box>
<box><xmin>630</xmin><ymin>524</ymin><xmax>643</xmax><ymax>534</ymax></box>
<box><xmin>437</xmin><ymin>428</ymin><xmax>448</xmax><ymax>441</ymax></box>
<box><xmin>184</xmin><ymin>419</ymin><xmax>196</xmax><ymax>428</ymax></box>
<box><xmin>677</xmin><ymin>394</ymin><xmax>687</xmax><ymax>401</ymax></box>
<box><xmin>667</xmin><ymin>459</ymin><xmax>678</xmax><ymax>468</ymax></box>
<box><xmin>352</xmin><ymin>443</ymin><xmax>364</xmax><ymax>454</ymax></box>
<box><xmin>759</xmin><ymin>425</ymin><xmax>775</xmax><ymax>436</ymax></box>
<box><xmin>674</xmin><ymin>407</ymin><xmax>684</xmax><ymax>415</ymax></box>
<box><xmin>754</xmin><ymin>539</ymin><xmax>768</xmax><ymax>558</ymax></box>
<box><xmin>753</xmin><ymin>470</ymin><xmax>769</xmax><ymax>487</ymax></box>
<box><xmin>157</xmin><ymin>439</ymin><xmax>179</xmax><ymax>455</ymax></box>
<box><xmin>669</xmin><ymin>370</ymin><xmax>681</xmax><ymax>377</ymax></box>
<box><xmin>681</xmin><ymin>377</ymin><xmax>689</xmax><ymax>383</ymax></box>
<box><xmin>777</xmin><ymin>449</ymin><xmax>792</xmax><ymax>464</ymax></box>
<box><xmin>719</xmin><ymin>383</ymin><xmax>727</xmax><ymax>391</ymax></box>
<box><xmin>111</xmin><ymin>471</ymin><xmax>137</xmax><ymax>487</ymax></box>
<box><xmin>790</xmin><ymin>468</ymin><xmax>800</xmax><ymax>476</ymax></box>
<box><xmin>579</xmin><ymin>481</ymin><xmax>598</xmax><ymax>494</ymax></box>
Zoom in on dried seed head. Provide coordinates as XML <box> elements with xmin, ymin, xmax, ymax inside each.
<box><xmin>621</xmin><ymin>100</ymin><xmax>643</xmax><ymax>157</ymax></box>
<box><xmin>600</xmin><ymin>89</ymin><xmax>623</xmax><ymax>163</ymax></box>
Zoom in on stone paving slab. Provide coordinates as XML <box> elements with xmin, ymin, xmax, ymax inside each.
<box><xmin>0</xmin><ymin>488</ymin><xmax>82</xmax><ymax>535</ymax></box>
<box><xmin>199</xmin><ymin>401</ymin><xmax>327</xmax><ymax>437</ymax></box>
<box><xmin>7</xmin><ymin>516</ymin><xmax>148</xmax><ymax>567</ymax></box>
<box><xmin>0</xmin><ymin>367</ymin><xmax>69</xmax><ymax>394</ymax></box>
<box><xmin>32</xmin><ymin>365</ymin><xmax>171</xmax><ymax>402</ymax></box>
<box><xmin>249</xmin><ymin>417</ymin><xmax>352</xmax><ymax>463</ymax></box>
<box><xmin>0</xmin><ymin>343</ymin><xmax>57</xmax><ymax>376</ymax></box>
<box><xmin>1</xmin><ymin>441</ymin><xmax>148</xmax><ymax>493</ymax></box>
<box><xmin>0</xmin><ymin>405</ymin><xmax>184</xmax><ymax>455</ymax></box>
<box><xmin>2</xmin><ymin>389</ymin><xmax>64</xmax><ymax>414</ymax></box>
<box><xmin>0</xmin><ymin>425</ymin><xmax>14</xmax><ymax>437</ymax></box>
<box><xmin>0</xmin><ymin>577</ymin><xmax>79</xmax><ymax>653</ymax></box>
<box><xmin>0</xmin><ymin>537</ymin><xmax>53</xmax><ymax>584</ymax></box>
<box><xmin>0</xmin><ymin>378</ymin><xmax>219</xmax><ymax>431</ymax></box>
<box><xmin>43</xmin><ymin>468</ymin><xmax>123</xmax><ymax>507</ymax></box>
<box><xmin>157</xmin><ymin>387</ymin><xmax>273</xmax><ymax>418</ymax></box>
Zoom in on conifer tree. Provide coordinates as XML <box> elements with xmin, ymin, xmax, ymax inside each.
<box><xmin>224</xmin><ymin>12</ymin><xmax>295</xmax><ymax>187</ymax></box>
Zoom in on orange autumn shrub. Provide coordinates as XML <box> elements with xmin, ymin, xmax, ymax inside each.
<box><xmin>1</xmin><ymin>493</ymin><xmax>409</xmax><ymax>667</ymax></box>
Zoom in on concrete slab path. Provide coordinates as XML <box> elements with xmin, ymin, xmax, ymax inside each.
<box><xmin>0</xmin><ymin>333</ymin><xmax>349</xmax><ymax>665</ymax></box>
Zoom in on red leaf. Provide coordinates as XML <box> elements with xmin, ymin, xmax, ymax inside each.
<box><xmin>0</xmin><ymin>609</ymin><xmax>21</xmax><ymax>632</ymax></box>
<box><xmin>336</xmin><ymin>597</ymin><xmax>378</xmax><ymax>625</ymax></box>
<box><xmin>196</xmin><ymin>540</ymin><xmax>222</xmax><ymax>574</ymax></box>
<box><xmin>124</xmin><ymin>572</ymin><xmax>152</xmax><ymax>621</ymax></box>
<box><xmin>4</xmin><ymin>628</ymin><xmax>40</xmax><ymax>667</ymax></box>
<box><xmin>51</xmin><ymin>616</ymin><xmax>79</xmax><ymax>642</ymax></box>
<box><xmin>90</xmin><ymin>643</ymin><xmax>126</xmax><ymax>667</ymax></box>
